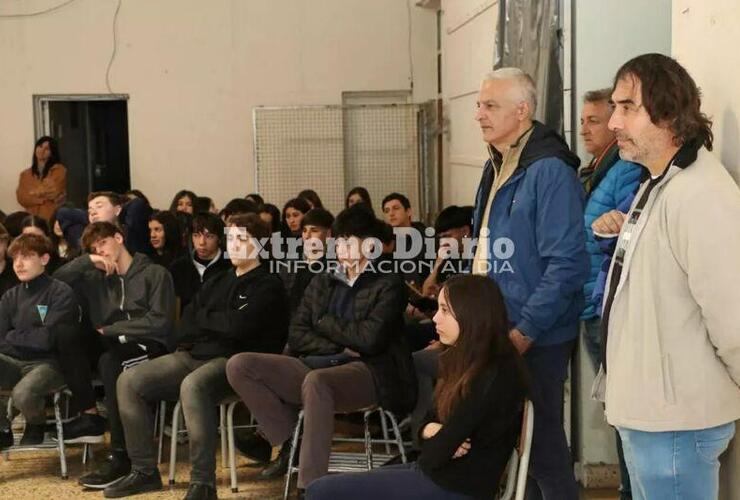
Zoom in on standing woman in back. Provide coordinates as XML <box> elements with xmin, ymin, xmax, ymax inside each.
<box><xmin>16</xmin><ymin>136</ymin><xmax>67</xmax><ymax>221</ymax></box>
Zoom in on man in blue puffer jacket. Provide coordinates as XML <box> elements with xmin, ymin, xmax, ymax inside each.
<box><xmin>578</xmin><ymin>89</ymin><xmax>641</xmax><ymax>500</ymax></box>
<box><xmin>470</xmin><ymin>68</ymin><xmax>589</xmax><ymax>500</ymax></box>
<box><xmin>578</xmin><ymin>89</ymin><xmax>641</xmax><ymax>370</ymax></box>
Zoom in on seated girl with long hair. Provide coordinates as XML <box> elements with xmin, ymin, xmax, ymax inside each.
<box><xmin>307</xmin><ymin>274</ymin><xmax>529</xmax><ymax>500</ymax></box>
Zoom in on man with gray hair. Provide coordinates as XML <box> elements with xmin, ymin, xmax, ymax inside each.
<box><xmin>470</xmin><ymin>67</ymin><xmax>588</xmax><ymax>498</ymax></box>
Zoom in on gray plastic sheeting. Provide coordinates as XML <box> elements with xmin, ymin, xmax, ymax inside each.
<box><xmin>495</xmin><ymin>0</ymin><xmax>563</xmax><ymax>134</ymax></box>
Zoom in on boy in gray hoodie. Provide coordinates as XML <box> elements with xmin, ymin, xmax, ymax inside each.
<box><xmin>54</xmin><ymin>221</ymin><xmax>175</xmax><ymax>490</ymax></box>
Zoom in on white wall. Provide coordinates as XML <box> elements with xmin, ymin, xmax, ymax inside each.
<box><xmin>672</xmin><ymin>3</ymin><xmax>740</xmax><ymax>498</ymax></box>
<box><xmin>673</xmin><ymin>0</ymin><xmax>740</xmax><ymax>183</ymax></box>
<box><xmin>0</xmin><ymin>0</ymin><xmax>437</xmax><ymax>212</ymax></box>
<box><xmin>572</xmin><ymin>0</ymin><xmax>672</xmax><ymax>159</ymax></box>
<box><xmin>440</xmin><ymin>0</ymin><xmax>498</xmax><ymax>207</ymax></box>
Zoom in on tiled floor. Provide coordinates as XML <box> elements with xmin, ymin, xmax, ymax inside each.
<box><xmin>0</xmin><ymin>443</ymin><xmax>619</xmax><ymax>499</ymax></box>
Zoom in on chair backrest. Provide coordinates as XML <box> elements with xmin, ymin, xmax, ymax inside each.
<box><xmin>496</xmin><ymin>399</ymin><xmax>534</xmax><ymax>500</ymax></box>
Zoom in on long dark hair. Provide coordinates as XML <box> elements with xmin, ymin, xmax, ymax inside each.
<box><xmin>282</xmin><ymin>198</ymin><xmax>311</xmax><ymax>235</ymax></box>
<box><xmin>48</xmin><ymin>209</ymin><xmax>80</xmax><ymax>259</ymax></box>
<box><xmin>614</xmin><ymin>53</ymin><xmax>713</xmax><ymax>151</ymax></box>
<box><xmin>434</xmin><ymin>275</ymin><xmax>528</xmax><ymax>422</ymax></box>
<box><xmin>169</xmin><ymin>190</ymin><xmax>197</xmax><ymax>214</ymax></box>
<box><xmin>20</xmin><ymin>215</ymin><xmax>50</xmax><ymax>237</ymax></box>
<box><xmin>31</xmin><ymin>136</ymin><xmax>61</xmax><ymax>179</ymax></box>
<box><xmin>150</xmin><ymin>210</ymin><xmax>186</xmax><ymax>265</ymax></box>
<box><xmin>258</xmin><ymin>203</ymin><xmax>282</xmax><ymax>233</ymax></box>
<box><xmin>298</xmin><ymin>189</ymin><xmax>324</xmax><ymax>209</ymax></box>
<box><xmin>345</xmin><ymin>186</ymin><xmax>374</xmax><ymax>212</ymax></box>
<box><xmin>19</xmin><ymin>215</ymin><xmax>65</xmax><ymax>263</ymax></box>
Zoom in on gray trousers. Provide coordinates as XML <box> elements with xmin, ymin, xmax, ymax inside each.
<box><xmin>0</xmin><ymin>352</ymin><xmax>64</xmax><ymax>427</ymax></box>
<box><xmin>117</xmin><ymin>351</ymin><xmax>234</xmax><ymax>486</ymax></box>
<box><xmin>226</xmin><ymin>353</ymin><xmax>377</xmax><ymax>488</ymax></box>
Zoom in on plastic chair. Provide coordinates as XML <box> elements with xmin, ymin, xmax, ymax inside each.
<box><xmin>167</xmin><ymin>395</ymin><xmax>256</xmax><ymax>488</ymax></box>
<box><xmin>0</xmin><ymin>387</ymin><xmax>76</xmax><ymax>479</ymax></box>
<box><xmin>497</xmin><ymin>399</ymin><xmax>534</xmax><ymax>500</ymax></box>
<box><xmin>283</xmin><ymin>406</ymin><xmax>407</xmax><ymax>500</ymax></box>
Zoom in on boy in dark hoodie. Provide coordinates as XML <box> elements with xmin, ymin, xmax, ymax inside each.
<box><xmin>109</xmin><ymin>213</ymin><xmax>287</xmax><ymax>499</ymax></box>
<box><xmin>169</xmin><ymin>213</ymin><xmax>232</xmax><ymax>309</ymax></box>
<box><xmin>0</xmin><ymin>233</ymin><xmax>79</xmax><ymax>448</ymax></box>
<box><xmin>54</xmin><ymin>221</ymin><xmax>175</xmax><ymax>490</ymax></box>
<box><xmin>55</xmin><ymin>191</ymin><xmax>154</xmax><ymax>257</ymax></box>
<box><xmin>279</xmin><ymin>207</ymin><xmax>334</xmax><ymax>317</ymax></box>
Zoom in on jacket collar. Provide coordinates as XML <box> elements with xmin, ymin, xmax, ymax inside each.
<box><xmin>22</xmin><ymin>273</ymin><xmax>50</xmax><ymax>292</ymax></box>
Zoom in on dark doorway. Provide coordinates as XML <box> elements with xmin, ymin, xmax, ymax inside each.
<box><xmin>35</xmin><ymin>96</ymin><xmax>130</xmax><ymax>209</ymax></box>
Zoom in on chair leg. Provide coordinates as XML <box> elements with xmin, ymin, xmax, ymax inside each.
<box><xmin>283</xmin><ymin>411</ymin><xmax>303</xmax><ymax>500</ymax></box>
<box><xmin>53</xmin><ymin>392</ymin><xmax>68</xmax><ymax>480</ymax></box>
<box><xmin>227</xmin><ymin>402</ymin><xmax>238</xmax><ymax>493</ymax></box>
<box><xmin>168</xmin><ymin>400</ymin><xmax>182</xmax><ymax>485</ymax></box>
<box><xmin>386</xmin><ymin>411</ymin><xmax>406</xmax><ymax>463</ymax></box>
<box><xmin>153</xmin><ymin>401</ymin><xmax>160</xmax><ymax>438</ymax></box>
<box><xmin>220</xmin><ymin>404</ymin><xmax>227</xmax><ymax>469</ymax></box>
<box><xmin>1</xmin><ymin>397</ymin><xmax>9</xmax><ymax>460</ymax></box>
<box><xmin>157</xmin><ymin>400</ymin><xmax>167</xmax><ymax>465</ymax></box>
<box><xmin>378</xmin><ymin>408</ymin><xmax>391</xmax><ymax>454</ymax></box>
<box><xmin>363</xmin><ymin>410</ymin><xmax>373</xmax><ymax>470</ymax></box>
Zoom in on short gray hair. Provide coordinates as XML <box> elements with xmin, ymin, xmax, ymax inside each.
<box><xmin>483</xmin><ymin>68</ymin><xmax>537</xmax><ymax>116</ymax></box>
<box><xmin>583</xmin><ymin>87</ymin><xmax>612</xmax><ymax>104</ymax></box>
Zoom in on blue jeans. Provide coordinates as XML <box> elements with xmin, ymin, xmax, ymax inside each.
<box><xmin>618</xmin><ymin>422</ymin><xmax>735</xmax><ymax>500</ymax></box>
<box><xmin>306</xmin><ymin>463</ymin><xmax>473</xmax><ymax>500</ymax></box>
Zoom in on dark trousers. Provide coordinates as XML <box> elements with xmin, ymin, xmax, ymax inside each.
<box><xmin>226</xmin><ymin>353</ymin><xmax>377</xmax><ymax>488</ymax></box>
<box><xmin>118</xmin><ymin>352</ymin><xmax>233</xmax><ymax>486</ymax></box>
<box><xmin>98</xmin><ymin>340</ymin><xmax>167</xmax><ymax>452</ymax></box>
<box><xmin>306</xmin><ymin>462</ymin><xmax>473</xmax><ymax>500</ymax></box>
<box><xmin>54</xmin><ymin>325</ymin><xmax>97</xmax><ymax>415</ymax></box>
<box><xmin>524</xmin><ymin>341</ymin><xmax>578</xmax><ymax>500</ymax></box>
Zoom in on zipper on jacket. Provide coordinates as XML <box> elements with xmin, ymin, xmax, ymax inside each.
<box><xmin>118</xmin><ymin>276</ymin><xmax>125</xmax><ymax>310</ymax></box>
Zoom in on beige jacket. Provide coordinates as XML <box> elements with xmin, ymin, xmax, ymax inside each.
<box><xmin>16</xmin><ymin>164</ymin><xmax>67</xmax><ymax>220</ymax></box>
<box><xmin>593</xmin><ymin>148</ymin><xmax>740</xmax><ymax>431</ymax></box>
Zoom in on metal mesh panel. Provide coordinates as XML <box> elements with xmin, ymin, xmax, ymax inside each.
<box><xmin>343</xmin><ymin>105</ymin><xmax>419</xmax><ymax>217</ymax></box>
<box><xmin>254</xmin><ymin>104</ymin><xmax>422</xmax><ymax>217</ymax></box>
<box><xmin>253</xmin><ymin>107</ymin><xmax>345</xmax><ymax>214</ymax></box>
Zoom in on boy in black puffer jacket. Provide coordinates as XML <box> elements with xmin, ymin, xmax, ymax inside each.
<box><xmin>226</xmin><ymin>205</ymin><xmax>417</xmax><ymax>492</ymax></box>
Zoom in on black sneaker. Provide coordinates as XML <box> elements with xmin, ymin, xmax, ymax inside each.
<box><xmin>19</xmin><ymin>423</ymin><xmax>45</xmax><ymax>446</ymax></box>
<box><xmin>59</xmin><ymin>413</ymin><xmax>106</xmax><ymax>444</ymax></box>
<box><xmin>184</xmin><ymin>483</ymin><xmax>218</xmax><ymax>500</ymax></box>
<box><xmin>234</xmin><ymin>431</ymin><xmax>272</xmax><ymax>464</ymax></box>
<box><xmin>103</xmin><ymin>469</ymin><xmax>162</xmax><ymax>498</ymax></box>
<box><xmin>79</xmin><ymin>452</ymin><xmax>131</xmax><ymax>489</ymax></box>
<box><xmin>0</xmin><ymin>429</ymin><xmax>13</xmax><ymax>450</ymax></box>
<box><xmin>260</xmin><ymin>439</ymin><xmax>292</xmax><ymax>479</ymax></box>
